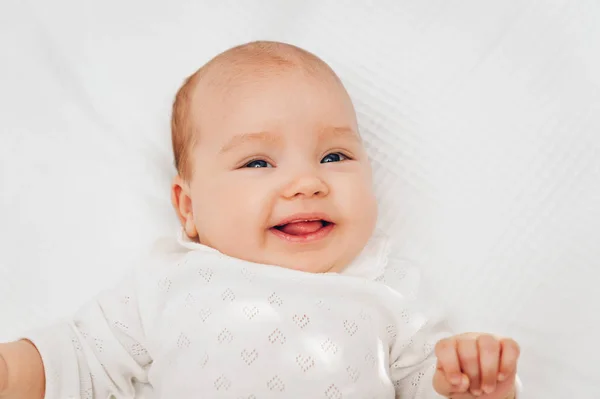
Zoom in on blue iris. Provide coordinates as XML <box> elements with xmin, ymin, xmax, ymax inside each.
<box><xmin>321</xmin><ymin>153</ymin><xmax>347</xmax><ymax>163</ymax></box>
<box><xmin>245</xmin><ymin>160</ymin><xmax>272</xmax><ymax>168</ymax></box>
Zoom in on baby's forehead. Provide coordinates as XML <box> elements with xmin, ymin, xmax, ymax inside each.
<box><xmin>189</xmin><ymin>55</ymin><xmax>346</xmax><ymax>126</ymax></box>
<box><xmin>195</xmin><ymin>43</ymin><xmax>339</xmax><ymax>95</ymax></box>
<box><xmin>195</xmin><ymin>57</ymin><xmax>337</xmax><ymax>101</ymax></box>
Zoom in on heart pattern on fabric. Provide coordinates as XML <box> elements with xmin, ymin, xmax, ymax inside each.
<box><xmin>292</xmin><ymin>314</ymin><xmax>310</xmax><ymax>328</ymax></box>
<box><xmin>268</xmin><ymin>292</ymin><xmax>283</xmax><ymax>306</ymax></box>
<box><xmin>214</xmin><ymin>375</ymin><xmax>231</xmax><ymax>391</ymax></box>
<box><xmin>177</xmin><ymin>333</ymin><xmax>190</xmax><ymax>348</ymax></box>
<box><xmin>267</xmin><ymin>375</ymin><xmax>285</xmax><ymax>391</ymax></box>
<box><xmin>241</xmin><ymin>349</ymin><xmax>258</xmax><ymax>365</ymax></box>
<box><xmin>268</xmin><ymin>328</ymin><xmax>286</xmax><ymax>344</ymax></box>
<box><xmin>218</xmin><ymin>328</ymin><xmax>233</xmax><ymax>344</ymax></box>
<box><xmin>198</xmin><ymin>308</ymin><xmax>212</xmax><ymax>322</ymax></box>
<box><xmin>343</xmin><ymin>320</ymin><xmax>358</xmax><ymax>336</ymax></box>
<box><xmin>198</xmin><ymin>268</ymin><xmax>213</xmax><ymax>283</ymax></box>
<box><xmin>346</xmin><ymin>366</ymin><xmax>360</xmax><ymax>382</ymax></box>
<box><xmin>325</xmin><ymin>384</ymin><xmax>342</xmax><ymax>399</ymax></box>
<box><xmin>295</xmin><ymin>354</ymin><xmax>315</xmax><ymax>372</ymax></box>
<box><xmin>243</xmin><ymin>305</ymin><xmax>259</xmax><ymax>320</ymax></box>
<box><xmin>130</xmin><ymin>343</ymin><xmax>147</xmax><ymax>358</ymax></box>
<box><xmin>400</xmin><ymin>309</ymin><xmax>410</xmax><ymax>324</ymax></box>
<box><xmin>157</xmin><ymin>278</ymin><xmax>172</xmax><ymax>293</ymax></box>
<box><xmin>386</xmin><ymin>324</ymin><xmax>397</xmax><ymax>339</ymax></box>
<box><xmin>321</xmin><ymin>338</ymin><xmax>338</xmax><ymax>354</ymax></box>
<box><xmin>221</xmin><ymin>288</ymin><xmax>236</xmax><ymax>301</ymax></box>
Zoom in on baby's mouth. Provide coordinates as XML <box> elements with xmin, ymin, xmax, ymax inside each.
<box><xmin>274</xmin><ymin>220</ymin><xmax>332</xmax><ymax>236</ymax></box>
<box><xmin>270</xmin><ymin>215</ymin><xmax>335</xmax><ymax>242</ymax></box>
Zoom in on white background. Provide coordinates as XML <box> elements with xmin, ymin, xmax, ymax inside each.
<box><xmin>1</xmin><ymin>0</ymin><xmax>599</xmax><ymax>397</ymax></box>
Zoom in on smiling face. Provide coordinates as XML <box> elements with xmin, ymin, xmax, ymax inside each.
<box><xmin>172</xmin><ymin>43</ymin><xmax>378</xmax><ymax>273</ymax></box>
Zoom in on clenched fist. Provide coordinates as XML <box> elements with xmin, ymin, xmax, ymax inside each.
<box><xmin>433</xmin><ymin>333</ymin><xmax>520</xmax><ymax>399</ymax></box>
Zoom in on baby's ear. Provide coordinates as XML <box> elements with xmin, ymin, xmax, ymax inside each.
<box><xmin>171</xmin><ymin>175</ymin><xmax>198</xmax><ymax>239</ymax></box>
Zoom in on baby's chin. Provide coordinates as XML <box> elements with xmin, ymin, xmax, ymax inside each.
<box><xmin>256</xmin><ymin>251</ymin><xmax>355</xmax><ymax>274</ymax></box>
<box><xmin>201</xmin><ymin>235</ymin><xmax>362</xmax><ymax>274</ymax></box>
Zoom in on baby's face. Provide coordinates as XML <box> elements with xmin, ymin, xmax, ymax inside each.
<box><xmin>182</xmin><ymin>69</ymin><xmax>377</xmax><ymax>273</ymax></box>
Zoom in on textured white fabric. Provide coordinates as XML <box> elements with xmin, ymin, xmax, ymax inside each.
<box><xmin>1</xmin><ymin>1</ymin><xmax>598</xmax><ymax>398</ymax></box>
<box><xmin>27</xmin><ymin>233</ymin><xmax>452</xmax><ymax>399</ymax></box>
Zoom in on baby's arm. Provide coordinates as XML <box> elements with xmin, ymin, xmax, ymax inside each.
<box><xmin>0</xmin><ymin>340</ymin><xmax>45</xmax><ymax>398</ymax></box>
<box><xmin>0</xmin><ymin>275</ymin><xmax>152</xmax><ymax>399</ymax></box>
<box><xmin>389</xmin><ymin>313</ymin><xmax>522</xmax><ymax>399</ymax></box>
<box><xmin>381</xmin><ymin>257</ymin><xmax>521</xmax><ymax>399</ymax></box>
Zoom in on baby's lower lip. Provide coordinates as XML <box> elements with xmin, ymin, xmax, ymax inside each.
<box><xmin>269</xmin><ymin>222</ymin><xmax>335</xmax><ymax>243</ymax></box>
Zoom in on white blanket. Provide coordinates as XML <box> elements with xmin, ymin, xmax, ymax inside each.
<box><xmin>1</xmin><ymin>0</ymin><xmax>599</xmax><ymax>397</ymax></box>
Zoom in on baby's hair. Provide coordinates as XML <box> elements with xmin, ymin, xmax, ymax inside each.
<box><xmin>171</xmin><ymin>41</ymin><xmax>341</xmax><ymax>181</ymax></box>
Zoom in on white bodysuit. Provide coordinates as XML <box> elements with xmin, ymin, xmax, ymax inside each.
<box><xmin>25</xmin><ymin>232</ymin><xmax>519</xmax><ymax>398</ymax></box>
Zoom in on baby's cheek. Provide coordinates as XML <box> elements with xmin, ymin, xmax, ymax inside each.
<box><xmin>220</xmin><ymin>182</ymin><xmax>271</xmax><ymax>237</ymax></box>
<box><xmin>343</xmin><ymin>174</ymin><xmax>377</xmax><ymax>221</ymax></box>
<box><xmin>334</xmin><ymin>175</ymin><xmax>377</xmax><ymax>250</ymax></box>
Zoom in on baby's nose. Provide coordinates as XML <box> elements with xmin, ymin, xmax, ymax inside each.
<box><xmin>282</xmin><ymin>174</ymin><xmax>330</xmax><ymax>199</ymax></box>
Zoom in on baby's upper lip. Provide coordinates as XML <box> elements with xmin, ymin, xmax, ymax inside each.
<box><xmin>272</xmin><ymin>212</ymin><xmax>334</xmax><ymax>227</ymax></box>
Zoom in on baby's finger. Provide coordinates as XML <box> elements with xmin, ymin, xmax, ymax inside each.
<box><xmin>447</xmin><ymin>393</ymin><xmax>479</xmax><ymax>399</ymax></box>
<box><xmin>498</xmin><ymin>338</ymin><xmax>520</xmax><ymax>381</ymax></box>
<box><xmin>457</xmin><ymin>338</ymin><xmax>481</xmax><ymax>395</ymax></box>
<box><xmin>477</xmin><ymin>335</ymin><xmax>500</xmax><ymax>394</ymax></box>
<box><xmin>432</xmin><ymin>368</ymin><xmax>469</xmax><ymax>396</ymax></box>
<box><xmin>435</xmin><ymin>338</ymin><xmax>462</xmax><ymax>385</ymax></box>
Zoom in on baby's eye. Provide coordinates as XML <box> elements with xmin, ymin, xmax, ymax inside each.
<box><xmin>245</xmin><ymin>159</ymin><xmax>273</xmax><ymax>168</ymax></box>
<box><xmin>321</xmin><ymin>152</ymin><xmax>348</xmax><ymax>164</ymax></box>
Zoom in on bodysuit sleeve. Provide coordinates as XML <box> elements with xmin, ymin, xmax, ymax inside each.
<box><xmin>23</xmin><ymin>273</ymin><xmax>152</xmax><ymax>399</ymax></box>
<box><xmin>388</xmin><ymin>315</ymin><xmax>450</xmax><ymax>399</ymax></box>
<box><xmin>372</xmin><ymin>252</ymin><xmax>449</xmax><ymax>398</ymax></box>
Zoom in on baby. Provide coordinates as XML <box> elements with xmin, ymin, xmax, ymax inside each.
<box><xmin>0</xmin><ymin>41</ymin><xmax>521</xmax><ymax>399</ymax></box>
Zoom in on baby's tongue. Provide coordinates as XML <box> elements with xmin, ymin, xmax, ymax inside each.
<box><xmin>279</xmin><ymin>221</ymin><xmax>323</xmax><ymax>235</ymax></box>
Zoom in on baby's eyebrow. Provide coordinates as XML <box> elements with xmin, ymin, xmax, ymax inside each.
<box><xmin>219</xmin><ymin>126</ymin><xmax>360</xmax><ymax>154</ymax></box>
<box><xmin>319</xmin><ymin>126</ymin><xmax>361</xmax><ymax>143</ymax></box>
<box><xmin>220</xmin><ymin>131</ymin><xmax>282</xmax><ymax>154</ymax></box>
